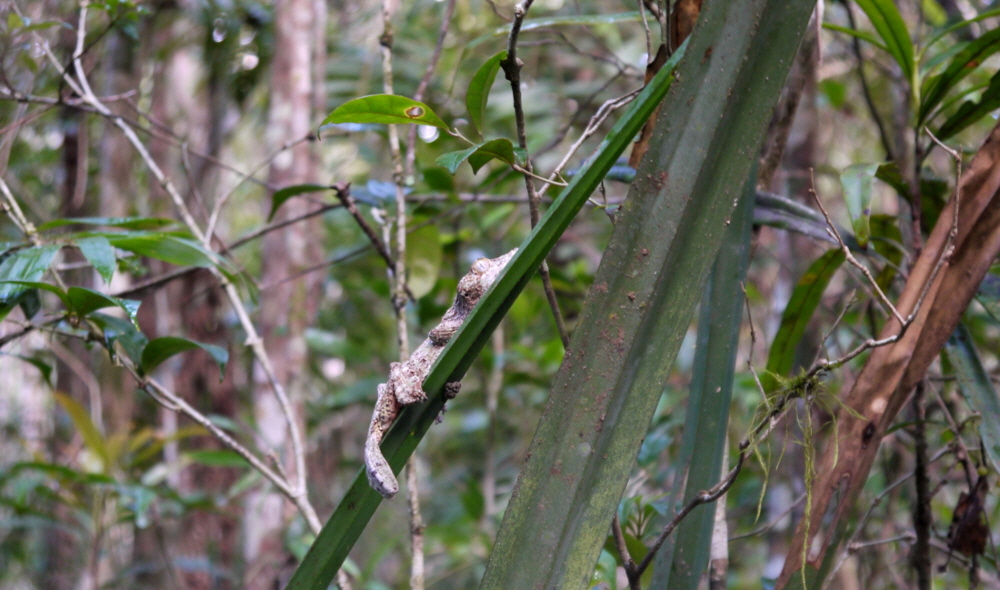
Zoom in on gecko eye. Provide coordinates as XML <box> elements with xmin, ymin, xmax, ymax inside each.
<box><xmin>472</xmin><ymin>258</ymin><xmax>490</xmax><ymax>274</ymax></box>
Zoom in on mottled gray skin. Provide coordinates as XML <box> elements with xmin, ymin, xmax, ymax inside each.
<box><xmin>365</xmin><ymin>249</ymin><xmax>517</xmax><ymax>498</ymax></box>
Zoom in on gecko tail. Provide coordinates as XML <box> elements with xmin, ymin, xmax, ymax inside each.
<box><xmin>365</xmin><ymin>442</ymin><xmax>399</xmax><ymax>499</ymax></box>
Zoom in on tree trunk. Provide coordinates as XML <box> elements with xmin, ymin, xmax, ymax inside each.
<box><xmin>244</xmin><ymin>0</ymin><xmax>321</xmax><ymax>587</ymax></box>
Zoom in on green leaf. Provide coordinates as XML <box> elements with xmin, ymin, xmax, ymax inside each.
<box><xmin>436</xmin><ymin>146</ymin><xmax>480</xmax><ymax>174</ymax></box>
<box><xmin>75</xmin><ymin>236</ymin><xmax>117</xmax><ymax>284</ymax></box>
<box><xmin>404</xmin><ymin>224</ymin><xmax>442</xmax><ymax>299</ymax></box>
<box><xmin>763</xmin><ymin>249</ymin><xmax>846</xmax><ymax>391</ymax></box>
<box><xmin>0</xmin><ymin>246</ymin><xmax>60</xmax><ymax>320</ymax></box>
<box><xmin>924</xmin><ymin>7</ymin><xmax>1000</xmax><ymax>54</ymax></box>
<box><xmin>821</xmin><ymin>23</ymin><xmax>888</xmax><ymax>53</ymax></box>
<box><xmin>321</xmin><ymin>95</ymin><xmax>448</xmax><ymax>130</ymax></box>
<box><xmin>840</xmin><ymin>163</ymin><xmax>880</xmax><ymax>248</ymax></box>
<box><xmin>66</xmin><ymin>287</ymin><xmax>140</xmax><ymax>323</ymax></box>
<box><xmin>468</xmin><ymin>138</ymin><xmax>527</xmax><ymax>173</ymax></box>
<box><xmin>870</xmin><ymin>214</ymin><xmax>904</xmax><ymax>292</ymax></box>
<box><xmin>141</xmin><ymin>336</ymin><xmax>228</xmax><ymax>379</ymax></box>
<box><xmin>89</xmin><ymin>312</ymin><xmax>148</xmax><ymax>368</ymax></box>
<box><xmin>875</xmin><ymin>161</ymin><xmax>910</xmax><ymax>197</ymax></box>
<box><xmin>38</xmin><ymin>216</ymin><xmax>175</xmax><ymax>231</ymax></box>
<box><xmin>0</xmin><ymin>280</ymin><xmax>71</xmax><ymax>310</ymax></box>
<box><xmin>944</xmin><ymin>323</ymin><xmax>1000</xmax><ymax>475</ymax></box>
<box><xmin>1</xmin><ymin>353</ymin><xmax>53</xmax><ymax>385</ymax></box>
<box><xmin>185</xmin><ymin>450</ymin><xmax>249</xmax><ymax>468</ymax></box>
<box><xmin>977</xmin><ymin>274</ymin><xmax>1000</xmax><ymax>323</ymax></box>
<box><xmin>855</xmin><ymin>0</ymin><xmax>914</xmax><ymax>83</ymax></box>
<box><xmin>269</xmin><ymin>184</ymin><xmax>330</xmax><ymax>222</ymax></box>
<box><xmin>481</xmin><ymin>0</ymin><xmax>814</xmax><ymax>579</ymax></box>
<box><xmin>936</xmin><ymin>68</ymin><xmax>1000</xmax><ymax>141</ymax></box>
<box><xmin>53</xmin><ymin>392</ymin><xmax>110</xmax><ymax>471</ymax></box>
<box><xmin>436</xmin><ymin>138</ymin><xmax>526</xmax><ymax>175</ymax></box>
<box><xmin>465</xmin><ymin>51</ymin><xmax>507</xmax><ymax>136</ymax></box>
<box><xmin>754</xmin><ymin>190</ymin><xmax>839</xmax><ymax>245</ymax></box>
<box><xmin>107</xmin><ymin>234</ymin><xmax>215</xmax><ymax>268</ymax></box>
<box><xmin>286</xmin><ymin>33</ymin><xmax>692</xmax><ymax>590</ymax></box>
<box><xmin>920</xmin><ymin>26</ymin><xmax>1000</xmax><ymax>124</ymax></box>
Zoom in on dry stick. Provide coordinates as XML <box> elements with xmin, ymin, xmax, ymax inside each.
<box><xmin>501</xmin><ymin>0</ymin><xmax>570</xmax><ymax>348</ymax></box>
<box><xmin>611</xmin><ymin>514</ymin><xmax>642</xmax><ymax>590</ymax></box>
<box><xmin>535</xmin><ymin>88</ymin><xmax>642</xmax><ymax>202</ymax></box>
<box><xmin>377</xmin><ymin>3</ymin><xmax>425</xmax><ymax>587</ymax></box>
<box><xmin>0</xmin><ymin>85</ymin><xmax>315</xmax><ymax>197</ymax></box>
<box><xmin>637</xmin><ymin>0</ymin><xmax>653</xmax><ymax>63</ymax></box>
<box><xmin>0</xmin><ymin>175</ymin><xmax>37</xmax><ymax>241</ymax></box>
<box><xmin>809</xmin><ymin>177</ymin><xmax>906</xmax><ymax>326</ymax></box>
<box><xmin>47</xmin><ymin>2</ymin><xmax>321</xmax><ymax>534</ymax></box>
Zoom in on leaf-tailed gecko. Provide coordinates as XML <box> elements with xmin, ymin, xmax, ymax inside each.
<box><xmin>365</xmin><ymin>249</ymin><xmax>518</xmax><ymax>498</ymax></box>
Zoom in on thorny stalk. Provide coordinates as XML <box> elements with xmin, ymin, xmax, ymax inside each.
<box><xmin>33</xmin><ymin>1</ymin><xmax>321</xmax><ymax>534</ymax></box>
<box><xmin>377</xmin><ymin>1</ymin><xmax>425</xmax><ymax>586</ymax></box>
<box><xmin>501</xmin><ymin>0</ymin><xmax>570</xmax><ymax>348</ymax></box>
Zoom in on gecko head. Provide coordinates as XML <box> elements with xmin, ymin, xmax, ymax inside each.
<box><xmin>459</xmin><ymin>248</ymin><xmax>518</xmax><ymax>299</ymax></box>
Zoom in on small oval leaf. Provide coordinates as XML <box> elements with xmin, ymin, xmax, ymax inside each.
<box><xmin>75</xmin><ymin>236</ymin><xmax>117</xmax><ymax>284</ymax></box>
<box><xmin>142</xmin><ymin>336</ymin><xmax>229</xmax><ymax>379</ymax></box>
<box><xmin>322</xmin><ymin>95</ymin><xmax>448</xmax><ymax>130</ymax></box>
<box><xmin>436</xmin><ymin>145</ymin><xmax>480</xmax><ymax>174</ymax></box>
<box><xmin>269</xmin><ymin>184</ymin><xmax>331</xmax><ymax>222</ymax></box>
<box><xmin>465</xmin><ymin>51</ymin><xmax>507</xmax><ymax>136</ymax></box>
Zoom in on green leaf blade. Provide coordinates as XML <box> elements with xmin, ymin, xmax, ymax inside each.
<box><xmin>840</xmin><ymin>163</ymin><xmax>880</xmax><ymax>248</ymax></box>
<box><xmin>321</xmin><ymin>95</ymin><xmax>448</xmax><ymax>130</ymax></box>
<box><xmin>465</xmin><ymin>51</ymin><xmax>507</xmax><ymax>136</ymax></box>
<box><xmin>141</xmin><ymin>336</ymin><xmax>228</xmax><ymax>378</ymax></box>
<box><xmin>855</xmin><ymin>0</ymin><xmax>914</xmax><ymax>82</ymax></box>
<box><xmin>920</xmin><ymin>26</ymin><xmax>1000</xmax><ymax>124</ymax></box>
<box><xmin>269</xmin><ymin>184</ymin><xmax>330</xmax><ymax>222</ymax></box>
<box><xmin>936</xmin><ymin>69</ymin><xmax>1000</xmax><ymax>141</ymax></box>
<box><xmin>75</xmin><ymin>236</ymin><xmax>117</xmax><ymax>284</ymax></box>
<box><xmin>945</xmin><ymin>323</ymin><xmax>1000</xmax><ymax>474</ymax></box>
<box><xmin>764</xmin><ymin>249</ymin><xmax>846</xmax><ymax>390</ymax></box>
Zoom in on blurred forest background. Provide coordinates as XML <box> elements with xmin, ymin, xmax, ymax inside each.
<box><xmin>2</xmin><ymin>0</ymin><xmax>1000</xmax><ymax>589</ymax></box>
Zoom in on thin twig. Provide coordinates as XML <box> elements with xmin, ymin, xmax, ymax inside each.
<box><xmin>612</xmin><ymin>514</ymin><xmax>642</xmax><ymax>590</ymax></box>
<box><xmin>501</xmin><ymin>0</ymin><xmax>570</xmax><ymax>348</ymax></box>
<box><xmin>809</xmin><ymin>176</ymin><xmax>905</xmax><ymax>326</ymax></box>
<box><xmin>635</xmin><ymin>450</ymin><xmax>748</xmax><ymax>577</ymax></box>
<box><xmin>332</xmin><ymin>183</ymin><xmax>417</xmax><ymax>302</ymax></box>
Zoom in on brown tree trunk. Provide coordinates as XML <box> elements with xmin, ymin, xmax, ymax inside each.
<box><xmin>244</xmin><ymin>0</ymin><xmax>322</xmax><ymax>587</ymax></box>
